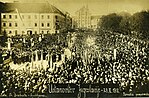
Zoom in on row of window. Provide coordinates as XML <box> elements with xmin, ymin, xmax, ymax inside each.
<box><xmin>76</xmin><ymin>19</ymin><xmax>90</xmax><ymax>22</ymax></box>
<box><xmin>2</xmin><ymin>15</ymin><xmax>17</xmax><ymax>19</ymax></box>
<box><xmin>2</xmin><ymin>15</ymin><xmax>51</xmax><ymax>19</ymax></box>
<box><xmin>91</xmin><ymin>25</ymin><xmax>97</xmax><ymax>28</ymax></box>
<box><xmin>36</xmin><ymin>23</ymin><xmax>50</xmax><ymax>27</ymax></box>
<box><xmin>8</xmin><ymin>30</ymin><xmax>18</xmax><ymax>34</ymax></box>
<box><xmin>7</xmin><ymin>30</ymin><xmax>50</xmax><ymax>35</ymax></box>
<box><xmin>3</xmin><ymin>23</ymin><xmax>17</xmax><ymax>27</ymax></box>
<box><xmin>2</xmin><ymin>22</ymin><xmax>50</xmax><ymax>27</ymax></box>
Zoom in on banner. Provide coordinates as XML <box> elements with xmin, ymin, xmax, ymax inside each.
<box><xmin>48</xmin><ymin>84</ymin><xmax>121</xmax><ymax>98</ymax></box>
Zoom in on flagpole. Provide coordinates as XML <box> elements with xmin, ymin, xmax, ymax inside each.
<box><xmin>15</xmin><ymin>8</ymin><xmax>25</xmax><ymax>35</ymax></box>
<box><xmin>41</xmin><ymin>50</ymin><xmax>43</xmax><ymax>69</ymax></box>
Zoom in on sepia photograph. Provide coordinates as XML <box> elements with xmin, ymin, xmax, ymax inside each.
<box><xmin>0</xmin><ymin>0</ymin><xmax>149</xmax><ymax>98</ymax></box>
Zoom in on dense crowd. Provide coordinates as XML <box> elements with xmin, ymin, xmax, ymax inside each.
<box><xmin>7</xmin><ymin>33</ymin><xmax>67</xmax><ymax>65</ymax></box>
<box><xmin>0</xmin><ymin>30</ymin><xmax>149</xmax><ymax>96</ymax></box>
<box><xmin>95</xmin><ymin>30</ymin><xmax>149</xmax><ymax>93</ymax></box>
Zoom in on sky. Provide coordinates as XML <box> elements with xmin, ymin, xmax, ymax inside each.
<box><xmin>1</xmin><ymin>0</ymin><xmax>149</xmax><ymax>16</ymax></box>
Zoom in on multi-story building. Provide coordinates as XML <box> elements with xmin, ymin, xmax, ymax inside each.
<box><xmin>74</xmin><ymin>5</ymin><xmax>101</xmax><ymax>31</ymax></box>
<box><xmin>0</xmin><ymin>2</ymin><xmax>5</xmax><ymax>34</ymax></box>
<box><xmin>91</xmin><ymin>15</ymin><xmax>101</xmax><ymax>30</ymax></box>
<box><xmin>71</xmin><ymin>16</ymin><xmax>77</xmax><ymax>29</ymax></box>
<box><xmin>0</xmin><ymin>2</ymin><xmax>71</xmax><ymax>36</ymax></box>
<box><xmin>75</xmin><ymin>5</ymin><xmax>91</xmax><ymax>29</ymax></box>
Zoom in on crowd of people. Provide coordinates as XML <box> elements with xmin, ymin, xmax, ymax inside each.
<box><xmin>0</xmin><ymin>30</ymin><xmax>149</xmax><ymax>96</ymax></box>
<box><xmin>95</xmin><ymin>30</ymin><xmax>149</xmax><ymax>93</ymax></box>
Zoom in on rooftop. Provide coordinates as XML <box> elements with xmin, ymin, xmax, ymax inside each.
<box><xmin>91</xmin><ymin>15</ymin><xmax>101</xmax><ymax>19</ymax></box>
<box><xmin>0</xmin><ymin>2</ymin><xmax>65</xmax><ymax>16</ymax></box>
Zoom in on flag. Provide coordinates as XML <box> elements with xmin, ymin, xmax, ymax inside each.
<box><xmin>39</xmin><ymin>36</ymin><xmax>42</xmax><ymax>42</ymax></box>
<box><xmin>136</xmin><ymin>45</ymin><xmax>139</xmax><ymax>56</ymax></box>
<box><xmin>23</xmin><ymin>38</ymin><xmax>26</xmax><ymax>43</ymax></box>
<box><xmin>31</xmin><ymin>41</ymin><xmax>34</xmax><ymax>47</ymax></box>
<box><xmin>35</xmin><ymin>50</ymin><xmax>38</xmax><ymax>61</ymax></box>
<box><xmin>61</xmin><ymin>54</ymin><xmax>65</xmax><ymax>63</ymax></box>
<box><xmin>114</xmin><ymin>49</ymin><xmax>116</xmax><ymax>60</ymax></box>
<box><xmin>41</xmin><ymin>50</ymin><xmax>43</xmax><ymax>61</ymax></box>
<box><xmin>7</xmin><ymin>38</ymin><xmax>11</xmax><ymax>50</ymax></box>
<box><xmin>15</xmin><ymin>8</ymin><xmax>24</xmax><ymax>26</ymax></box>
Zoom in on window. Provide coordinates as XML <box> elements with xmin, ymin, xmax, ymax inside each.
<box><xmin>47</xmin><ymin>15</ymin><xmax>50</xmax><ymax>19</ymax></box>
<box><xmin>15</xmin><ymin>23</ymin><xmax>17</xmax><ymax>27</ymax></box>
<box><xmin>47</xmin><ymin>31</ymin><xmax>49</xmax><ymax>34</ymax></box>
<box><xmin>15</xmin><ymin>30</ymin><xmax>17</xmax><ymax>35</ymax></box>
<box><xmin>9</xmin><ymin>15</ymin><xmax>12</xmax><ymax>19</ymax></box>
<box><xmin>28</xmin><ymin>15</ymin><xmax>31</xmax><ymax>19</ymax></box>
<box><xmin>15</xmin><ymin>15</ymin><xmax>17</xmax><ymax>19</ymax></box>
<box><xmin>35</xmin><ymin>31</ymin><xmax>37</xmax><ymax>34</ymax></box>
<box><xmin>3</xmin><ymin>15</ymin><xmax>6</xmax><ymax>19</ymax></box>
<box><xmin>35</xmin><ymin>23</ymin><xmax>37</xmax><ymax>27</ymax></box>
<box><xmin>42</xmin><ymin>31</ymin><xmax>44</xmax><ymax>34</ymax></box>
<box><xmin>22</xmin><ymin>31</ymin><xmax>25</xmax><ymax>34</ymax></box>
<box><xmin>47</xmin><ymin>23</ymin><xmax>50</xmax><ymax>27</ymax></box>
<box><xmin>41</xmin><ymin>23</ymin><xmax>44</xmax><ymax>27</ymax></box>
<box><xmin>9</xmin><ymin>31</ymin><xmax>12</xmax><ymax>34</ymax></box>
<box><xmin>41</xmin><ymin>15</ymin><xmax>44</xmax><ymax>19</ymax></box>
<box><xmin>3</xmin><ymin>23</ymin><xmax>6</xmax><ymax>27</ymax></box>
<box><xmin>35</xmin><ymin>15</ymin><xmax>37</xmax><ymax>19</ymax></box>
<box><xmin>9</xmin><ymin>23</ymin><xmax>12</xmax><ymax>27</ymax></box>
<box><xmin>55</xmin><ymin>16</ymin><xmax>58</xmax><ymax>19</ymax></box>
<box><xmin>55</xmin><ymin>23</ymin><xmax>58</xmax><ymax>26</ymax></box>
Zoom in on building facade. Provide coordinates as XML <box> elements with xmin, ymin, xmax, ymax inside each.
<box><xmin>91</xmin><ymin>15</ymin><xmax>101</xmax><ymax>30</ymax></box>
<box><xmin>71</xmin><ymin>16</ymin><xmax>77</xmax><ymax>29</ymax></box>
<box><xmin>0</xmin><ymin>2</ymin><xmax>71</xmax><ymax>36</ymax></box>
<box><xmin>75</xmin><ymin>5</ymin><xmax>91</xmax><ymax>29</ymax></box>
<box><xmin>74</xmin><ymin>5</ymin><xmax>101</xmax><ymax>30</ymax></box>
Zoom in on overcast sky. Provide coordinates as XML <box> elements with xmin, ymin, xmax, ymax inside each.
<box><xmin>1</xmin><ymin>0</ymin><xmax>149</xmax><ymax>16</ymax></box>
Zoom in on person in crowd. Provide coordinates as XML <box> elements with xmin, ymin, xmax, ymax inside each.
<box><xmin>0</xmin><ymin>31</ymin><xmax>149</xmax><ymax>96</ymax></box>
